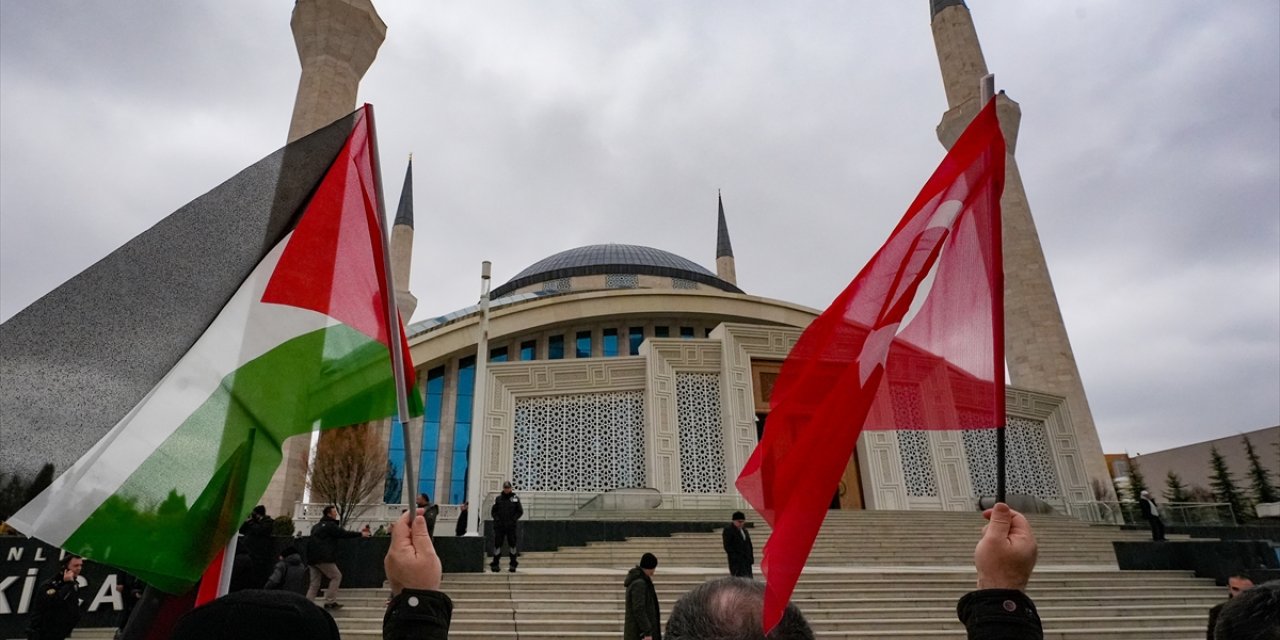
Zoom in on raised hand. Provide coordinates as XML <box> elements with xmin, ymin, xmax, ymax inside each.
<box><xmin>974</xmin><ymin>502</ymin><xmax>1038</xmax><ymax>591</ymax></box>
<box><xmin>385</xmin><ymin>507</ymin><xmax>442</xmax><ymax>595</ymax></box>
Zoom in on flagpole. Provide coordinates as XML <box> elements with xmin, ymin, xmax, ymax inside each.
<box><xmin>465</xmin><ymin>261</ymin><xmax>492</xmax><ymax>536</ymax></box>
<box><xmin>364</xmin><ymin>104</ymin><xmax>417</xmax><ymax>505</ymax></box>
<box><xmin>979</xmin><ymin>74</ymin><xmax>1007</xmax><ymax>505</ymax></box>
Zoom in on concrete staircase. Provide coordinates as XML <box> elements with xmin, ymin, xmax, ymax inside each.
<box><xmin>70</xmin><ymin>509</ymin><xmax>1217</xmax><ymax>639</ymax></box>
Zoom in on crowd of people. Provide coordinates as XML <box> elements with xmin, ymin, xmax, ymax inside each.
<box><xmin>22</xmin><ymin>490</ymin><xmax>1279</xmax><ymax>640</ymax></box>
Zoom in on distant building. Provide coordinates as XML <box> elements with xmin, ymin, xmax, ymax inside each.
<box><xmin>1129</xmin><ymin>426</ymin><xmax>1280</xmax><ymax>495</ymax></box>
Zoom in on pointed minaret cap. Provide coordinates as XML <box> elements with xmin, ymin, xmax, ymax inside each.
<box><xmin>716</xmin><ymin>191</ymin><xmax>734</xmax><ymax>259</ymax></box>
<box><xmin>393</xmin><ymin>155</ymin><xmax>414</xmax><ymax>229</ymax></box>
<box><xmin>715</xmin><ymin>190</ymin><xmax>738</xmax><ymax>287</ymax></box>
<box><xmin>930</xmin><ymin>0</ymin><xmax>967</xmax><ymax>18</ymax></box>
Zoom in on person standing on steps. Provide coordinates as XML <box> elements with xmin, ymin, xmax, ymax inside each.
<box><xmin>1138</xmin><ymin>490</ymin><xmax>1166</xmax><ymax>541</ymax></box>
<box><xmin>455</xmin><ymin>501</ymin><xmax>469</xmax><ymax>538</ymax></box>
<box><xmin>624</xmin><ymin>553</ymin><xmax>661</xmax><ymax>640</ymax></box>
<box><xmin>490</xmin><ymin>481</ymin><xmax>523</xmax><ymax>573</ymax></box>
<box><xmin>305</xmin><ymin>505</ymin><xmax>370</xmax><ymax>609</ymax></box>
<box><xmin>722</xmin><ymin>510</ymin><xmax>754</xmax><ymax>578</ymax></box>
<box><xmin>415</xmin><ymin>493</ymin><xmax>440</xmax><ymax>538</ymax></box>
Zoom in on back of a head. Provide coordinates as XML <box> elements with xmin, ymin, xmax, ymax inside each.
<box><xmin>172</xmin><ymin>590</ymin><xmax>340</xmax><ymax>640</ymax></box>
<box><xmin>1216</xmin><ymin>580</ymin><xmax>1280</xmax><ymax>640</ymax></box>
<box><xmin>666</xmin><ymin>577</ymin><xmax>813</xmax><ymax>640</ymax></box>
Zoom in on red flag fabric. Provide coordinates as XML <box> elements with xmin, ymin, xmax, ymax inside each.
<box><xmin>736</xmin><ymin>98</ymin><xmax>1006</xmax><ymax>632</ymax></box>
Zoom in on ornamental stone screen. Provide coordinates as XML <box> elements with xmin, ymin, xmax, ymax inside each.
<box><xmin>675</xmin><ymin>372</ymin><xmax>727</xmax><ymax>493</ymax></box>
<box><xmin>511</xmin><ymin>391</ymin><xmax>646</xmax><ymax>492</ymax></box>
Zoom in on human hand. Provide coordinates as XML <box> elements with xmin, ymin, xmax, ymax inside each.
<box><xmin>62</xmin><ymin>569</ymin><xmax>76</xmax><ymax>582</ymax></box>
<box><xmin>385</xmin><ymin>507</ymin><xmax>442</xmax><ymax>596</ymax></box>
<box><xmin>974</xmin><ymin>502</ymin><xmax>1037</xmax><ymax>591</ymax></box>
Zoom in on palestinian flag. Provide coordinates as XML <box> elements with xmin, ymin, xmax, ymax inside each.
<box><xmin>1</xmin><ymin>105</ymin><xmax>421</xmax><ymax>592</ymax></box>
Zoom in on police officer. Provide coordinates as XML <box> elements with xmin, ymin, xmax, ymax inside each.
<box><xmin>26</xmin><ymin>555</ymin><xmax>83</xmax><ymax>640</ymax></box>
<box><xmin>490</xmin><ymin>481</ymin><xmax>523</xmax><ymax>573</ymax></box>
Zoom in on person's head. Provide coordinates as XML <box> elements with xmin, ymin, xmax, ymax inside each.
<box><xmin>667</xmin><ymin>577</ymin><xmax>814</xmax><ymax>640</ymax></box>
<box><xmin>60</xmin><ymin>555</ymin><xmax>84</xmax><ymax>578</ymax></box>
<box><xmin>1214</xmin><ymin>579</ymin><xmax>1280</xmax><ymax>640</ymax></box>
<box><xmin>732</xmin><ymin>511</ymin><xmax>746</xmax><ymax>528</ymax></box>
<box><xmin>252</xmin><ymin>505</ymin><xmax>267</xmax><ymax>518</ymax></box>
<box><xmin>279</xmin><ymin>546</ymin><xmax>299</xmax><ymax>560</ymax></box>
<box><xmin>172</xmin><ymin>590</ymin><xmax>341</xmax><ymax>640</ymax></box>
<box><xmin>460</xmin><ymin>501</ymin><xmax>469</xmax><ymax>510</ymax></box>
<box><xmin>502</xmin><ymin>481</ymin><xmax>513</xmax><ymax>494</ymax></box>
<box><xmin>1139</xmin><ymin>490</ymin><xmax>1150</xmax><ymax>498</ymax></box>
<box><xmin>1228</xmin><ymin>574</ymin><xmax>1256</xmax><ymax>598</ymax></box>
<box><xmin>416</xmin><ymin>493</ymin><xmax>430</xmax><ymax>507</ymax></box>
<box><xmin>639</xmin><ymin>552</ymin><xmax>658</xmax><ymax>577</ymax></box>
<box><xmin>323</xmin><ymin>505</ymin><xmax>338</xmax><ymax>519</ymax></box>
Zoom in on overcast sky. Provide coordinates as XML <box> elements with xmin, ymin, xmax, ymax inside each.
<box><xmin>2</xmin><ymin>1</ymin><xmax>1277</xmax><ymax>456</ymax></box>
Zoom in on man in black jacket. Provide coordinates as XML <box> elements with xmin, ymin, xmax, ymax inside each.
<box><xmin>722</xmin><ymin>510</ymin><xmax>754</xmax><ymax>578</ymax></box>
<box><xmin>1138</xmin><ymin>490</ymin><xmax>1167</xmax><ymax>541</ymax></box>
<box><xmin>238</xmin><ymin>505</ymin><xmax>275</xmax><ymax>589</ymax></box>
<box><xmin>490</xmin><ymin>481</ymin><xmax>523</xmax><ymax>573</ymax></box>
<box><xmin>305</xmin><ymin>505</ymin><xmax>369</xmax><ymax>609</ymax></box>
<box><xmin>26</xmin><ymin>555</ymin><xmax>83</xmax><ymax>640</ymax></box>
<box><xmin>1207</xmin><ymin>574</ymin><xmax>1255</xmax><ymax>640</ymax></box>
<box><xmin>415</xmin><ymin>493</ymin><xmax>440</xmax><ymax>538</ymax></box>
<box><xmin>624</xmin><ymin>553</ymin><xmax>661</xmax><ymax>640</ymax></box>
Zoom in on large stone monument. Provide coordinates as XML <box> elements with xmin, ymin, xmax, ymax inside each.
<box><xmin>930</xmin><ymin>0</ymin><xmax>1110</xmax><ymax>492</ymax></box>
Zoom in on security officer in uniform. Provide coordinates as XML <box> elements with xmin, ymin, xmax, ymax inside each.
<box><xmin>490</xmin><ymin>481</ymin><xmax>523</xmax><ymax>572</ymax></box>
<box><xmin>26</xmin><ymin>555</ymin><xmax>83</xmax><ymax>640</ymax></box>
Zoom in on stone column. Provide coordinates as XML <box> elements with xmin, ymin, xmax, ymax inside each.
<box><xmin>931</xmin><ymin>1</ymin><xmax>1111</xmax><ymax>493</ymax></box>
<box><xmin>287</xmin><ymin>0</ymin><xmax>387</xmax><ymax>143</ymax></box>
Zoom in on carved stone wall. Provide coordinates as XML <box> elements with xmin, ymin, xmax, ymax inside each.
<box><xmin>713</xmin><ymin>324</ymin><xmax>804</xmax><ymax>486</ymax></box>
<box><xmin>512</xmin><ymin>391</ymin><xmax>645</xmax><ymax>491</ymax></box>
<box><xmin>675</xmin><ymin>373</ymin><xmax>726</xmax><ymax>493</ymax></box>
<box><xmin>643</xmin><ymin>339</ymin><xmax>723</xmax><ymax>492</ymax></box>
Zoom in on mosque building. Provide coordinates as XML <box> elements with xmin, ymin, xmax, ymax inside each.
<box><xmin>262</xmin><ymin>0</ymin><xmax>1110</xmax><ymax>521</ymax></box>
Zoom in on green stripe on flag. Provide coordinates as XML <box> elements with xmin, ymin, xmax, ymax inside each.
<box><xmin>63</xmin><ymin>323</ymin><xmax>421</xmax><ymax>592</ymax></box>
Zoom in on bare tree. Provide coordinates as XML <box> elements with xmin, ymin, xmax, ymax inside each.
<box><xmin>305</xmin><ymin>423</ymin><xmax>386</xmax><ymax>528</ymax></box>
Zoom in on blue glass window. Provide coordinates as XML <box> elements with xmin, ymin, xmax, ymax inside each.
<box><xmin>654</xmin><ymin>326</ymin><xmax>669</xmax><ymax>338</ymax></box>
<box><xmin>520</xmin><ymin>340</ymin><xmax>536</xmax><ymax>361</ymax></box>
<box><xmin>549</xmin><ymin>335</ymin><xmax>565</xmax><ymax>359</ymax></box>
<box><xmin>628</xmin><ymin>327</ymin><xmax>644</xmax><ymax>355</ymax></box>
<box><xmin>448</xmin><ymin>357</ymin><xmax>476</xmax><ymax>504</ymax></box>
<box><xmin>680</xmin><ymin>326</ymin><xmax>695</xmax><ymax>339</ymax></box>
<box><xmin>490</xmin><ymin>346</ymin><xmax>508</xmax><ymax>362</ymax></box>
<box><xmin>602</xmin><ymin>328</ymin><xmax>619</xmax><ymax>357</ymax></box>
<box><xmin>417</xmin><ymin>366</ymin><xmax>445</xmax><ymax>500</ymax></box>
<box><xmin>576</xmin><ymin>331</ymin><xmax>592</xmax><ymax>358</ymax></box>
<box><xmin>385</xmin><ymin>416</ymin><xmax>406</xmax><ymax>503</ymax></box>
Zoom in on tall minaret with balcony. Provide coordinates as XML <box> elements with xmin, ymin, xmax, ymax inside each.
<box><xmin>286</xmin><ymin>0</ymin><xmax>387</xmax><ymax>142</ymax></box>
<box><xmin>931</xmin><ymin>0</ymin><xmax>1110</xmax><ymax>491</ymax></box>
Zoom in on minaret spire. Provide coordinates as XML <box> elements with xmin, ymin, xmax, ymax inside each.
<box><xmin>391</xmin><ymin>156</ymin><xmax>418</xmax><ymax>322</ymax></box>
<box><xmin>715</xmin><ymin>190</ymin><xmax>737</xmax><ymax>286</ymax></box>
<box><xmin>930</xmin><ymin>0</ymin><xmax>1111</xmax><ymax>495</ymax></box>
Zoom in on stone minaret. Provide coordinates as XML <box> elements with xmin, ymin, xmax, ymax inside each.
<box><xmin>287</xmin><ymin>0</ymin><xmax>387</xmax><ymax>142</ymax></box>
<box><xmin>716</xmin><ymin>191</ymin><xmax>737</xmax><ymax>286</ymax></box>
<box><xmin>930</xmin><ymin>0</ymin><xmax>1110</xmax><ymax>492</ymax></box>
<box><xmin>263</xmin><ymin>0</ymin><xmax>388</xmax><ymax>518</ymax></box>
<box><xmin>392</xmin><ymin>157</ymin><xmax>419</xmax><ymax>322</ymax></box>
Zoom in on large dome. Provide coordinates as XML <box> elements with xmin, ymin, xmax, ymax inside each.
<box><xmin>491</xmin><ymin>244</ymin><xmax>742</xmax><ymax>298</ymax></box>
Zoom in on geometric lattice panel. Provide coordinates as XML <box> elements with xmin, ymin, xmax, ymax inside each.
<box><xmin>962</xmin><ymin>417</ymin><xmax>1060</xmax><ymax>499</ymax></box>
<box><xmin>606</xmin><ymin>273</ymin><xmax>639</xmax><ymax>289</ymax></box>
<box><xmin>671</xmin><ymin>277</ymin><xmax>699</xmax><ymax>290</ymax></box>
<box><xmin>676</xmin><ymin>373</ymin><xmax>726</xmax><ymax>493</ymax></box>
<box><xmin>512</xmin><ymin>391</ymin><xmax>645</xmax><ymax>492</ymax></box>
<box><xmin>896</xmin><ymin>430</ymin><xmax>939</xmax><ymax>497</ymax></box>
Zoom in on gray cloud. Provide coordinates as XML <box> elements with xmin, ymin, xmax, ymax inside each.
<box><xmin>2</xmin><ymin>1</ymin><xmax>1277</xmax><ymax>457</ymax></box>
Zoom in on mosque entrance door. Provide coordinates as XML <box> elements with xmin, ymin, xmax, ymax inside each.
<box><xmin>752</xmin><ymin>362</ymin><xmax>865</xmax><ymax>509</ymax></box>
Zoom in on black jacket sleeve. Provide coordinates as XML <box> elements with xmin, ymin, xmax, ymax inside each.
<box><xmin>383</xmin><ymin>589</ymin><xmax>453</xmax><ymax>640</ymax></box>
<box><xmin>626</xmin><ymin>580</ymin><xmax>653</xmax><ymax>635</ymax></box>
<box><xmin>957</xmin><ymin>589</ymin><xmax>1042</xmax><ymax>640</ymax></box>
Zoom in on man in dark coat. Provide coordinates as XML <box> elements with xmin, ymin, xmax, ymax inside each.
<box><xmin>490</xmin><ymin>481</ymin><xmax>523</xmax><ymax>572</ymax></box>
<box><xmin>26</xmin><ymin>555</ymin><xmax>83</xmax><ymax>640</ymax></box>
<box><xmin>1138</xmin><ymin>490</ymin><xmax>1166</xmax><ymax>541</ymax></box>
<box><xmin>722</xmin><ymin>510</ymin><xmax>754</xmax><ymax>578</ymax></box>
<box><xmin>624</xmin><ymin>553</ymin><xmax>661</xmax><ymax>640</ymax></box>
<box><xmin>264</xmin><ymin>547</ymin><xmax>309</xmax><ymax>595</ymax></box>
<box><xmin>1207</xmin><ymin>574</ymin><xmax>1255</xmax><ymax>640</ymax></box>
<box><xmin>415</xmin><ymin>493</ymin><xmax>440</xmax><ymax>538</ymax></box>
<box><xmin>455</xmin><ymin>501</ymin><xmax>469</xmax><ymax>537</ymax></box>
<box><xmin>305</xmin><ymin>505</ymin><xmax>369</xmax><ymax>609</ymax></box>
<box><xmin>238</xmin><ymin>505</ymin><xmax>275</xmax><ymax>589</ymax></box>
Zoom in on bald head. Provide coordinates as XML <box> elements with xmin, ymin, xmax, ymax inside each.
<box><xmin>666</xmin><ymin>577</ymin><xmax>813</xmax><ymax>640</ymax></box>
